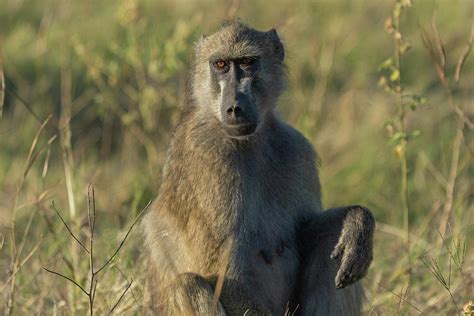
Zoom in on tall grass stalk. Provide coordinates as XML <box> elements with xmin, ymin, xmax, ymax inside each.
<box><xmin>392</xmin><ymin>0</ymin><xmax>411</xmax><ymax>253</ymax></box>
<box><xmin>379</xmin><ymin>0</ymin><xmax>416</xmax><ymax>310</ymax></box>
<box><xmin>4</xmin><ymin>115</ymin><xmax>52</xmax><ymax>315</ymax></box>
<box><xmin>59</xmin><ymin>66</ymin><xmax>79</xmax><ymax>315</ymax></box>
<box><xmin>380</xmin><ymin>0</ymin><xmax>415</xmax><ymax>253</ymax></box>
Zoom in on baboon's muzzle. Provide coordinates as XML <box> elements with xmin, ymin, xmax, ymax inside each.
<box><xmin>222</xmin><ymin>96</ymin><xmax>257</xmax><ymax>137</ymax></box>
<box><xmin>220</xmin><ymin>72</ymin><xmax>258</xmax><ymax>138</ymax></box>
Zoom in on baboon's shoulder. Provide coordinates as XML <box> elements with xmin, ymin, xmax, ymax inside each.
<box><xmin>270</xmin><ymin>119</ymin><xmax>318</xmax><ymax>165</ymax></box>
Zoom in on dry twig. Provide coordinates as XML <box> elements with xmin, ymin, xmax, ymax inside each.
<box><xmin>44</xmin><ymin>188</ymin><xmax>150</xmax><ymax>315</ymax></box>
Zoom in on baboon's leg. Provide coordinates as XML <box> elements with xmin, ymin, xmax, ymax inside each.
<box><xmin>295</xmin><ymin>234</ymin><xmax>364</xmax><ymax>316</ymax></box>
<box><xmin>217</xmin><ymin>279</ymin><xmax>270</xmax><ymax>316</ymax></box>
<box><xmin>164</xmin><ymin>273</ymin><xmax>227</xmax><ymax>315</ymax></box>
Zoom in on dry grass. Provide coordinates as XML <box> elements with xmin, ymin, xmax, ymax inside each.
<box><xmin>0</xmin><ymin>0</ymin><xmax>473</xmax><ymax>314</ymax></box>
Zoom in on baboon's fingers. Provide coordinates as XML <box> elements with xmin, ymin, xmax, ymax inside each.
<box><xmin>335</xmin><ymin>249</ymin><xmax>355</xmax><ymax>289</ymax></box>
<box><xmin>330</xmin><ymin>241</ymin><xmax>344</xmax><ymax>260</ymax></box>
<box><xmin>335</xmin><ymin>247</ymin><xmax>372</xmax><ymax>289</ymax></box>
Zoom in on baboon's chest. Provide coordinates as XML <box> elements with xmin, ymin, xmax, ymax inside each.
<box><xmin>186</xmin><ymin>147</ymin><xmax>314</xmax><ymax>312</ymax></box>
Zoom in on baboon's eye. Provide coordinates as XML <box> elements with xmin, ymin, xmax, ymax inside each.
<box><xmin>241</xmin><ymin>57</ymin><xmax>256</xmax><ymax>67</ymax></box>
<box><xmin>213</xmin><ymin>60</ymin><xmax>228</xmax><ymax>71</ymax></box>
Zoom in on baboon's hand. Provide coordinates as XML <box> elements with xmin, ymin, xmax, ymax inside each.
<box><xmin>330</xmin><ymin>206</ymin><xmax>375</xmax><ymax>289</ymax></box>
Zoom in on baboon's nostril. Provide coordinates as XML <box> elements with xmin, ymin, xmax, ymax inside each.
<box><xmin>226</xmin><ymin>105</ymin><xmax>242</xmax><ymax>117</ymax></box>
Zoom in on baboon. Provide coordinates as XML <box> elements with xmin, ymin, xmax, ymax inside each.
<box><xmin>144</xmin><ymin>21</ymin><xmax>375</xmax><ymax>315</ymax></box>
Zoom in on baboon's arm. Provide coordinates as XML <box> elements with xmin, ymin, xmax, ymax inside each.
<box><xmin>299</xmin><ymin>206</ymin><xmax>375</xmax><ymax>289</ymax></box>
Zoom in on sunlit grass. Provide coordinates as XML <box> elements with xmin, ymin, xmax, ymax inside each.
<box><xmin>0</xmin><ymin>0</ymin><xmax>472</xmax><ymax>314</ymax></box>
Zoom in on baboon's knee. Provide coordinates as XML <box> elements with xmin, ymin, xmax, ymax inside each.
<box><xmin>168</xmin><ymin>273</ymin><xmax>226</xmax><ymax>315</ymax></box>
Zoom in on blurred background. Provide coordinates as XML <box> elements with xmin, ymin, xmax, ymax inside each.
<box><xmin>0</xmin><ymin>0</ymin><xmax>473</xmax><ymax>314</ymax></box>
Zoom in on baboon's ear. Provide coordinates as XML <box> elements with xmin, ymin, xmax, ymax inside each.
<box><xmin>196</xmin><ymin>34</ymin><xmax>207</xmax><ymax>46</ymax></box>
<box><xmin>195</xmin><ymin>35</ymin><xmax>207</xmax><ymax>55</ymax></box>
<box><xmin>267</xmin><ymin>28</ymin><xmax>284</xmax><ymax>62</ymax></box>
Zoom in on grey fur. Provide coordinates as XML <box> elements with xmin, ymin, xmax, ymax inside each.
<box><xmin>143</xmin><ymin>21</ymin><xmax>375</xmax><ymax>315</ymax></box>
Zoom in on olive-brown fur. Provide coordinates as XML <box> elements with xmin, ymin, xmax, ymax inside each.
<box><xmin>144</xmin><ymin>21</ymin><xmax>374</xmax><ymax>315</ymax></box>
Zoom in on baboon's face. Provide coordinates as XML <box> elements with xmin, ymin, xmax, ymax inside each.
<box><xmin>192</xmin><ymin>22</ymin><xmax>285</xmax><ymax>138</ymax></box>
